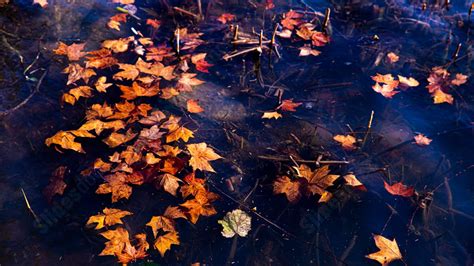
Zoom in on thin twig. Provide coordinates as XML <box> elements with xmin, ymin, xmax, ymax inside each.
<box><xmin>0</xmin><ymin>69</ymin><xmax>47</xmax><ymax>118</ymax></box>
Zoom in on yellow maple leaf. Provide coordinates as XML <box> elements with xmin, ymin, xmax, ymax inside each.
<box><xmin>366</xmin><ymin>235</ymin><xmax>402</xmax><ymax>265</ymax></box>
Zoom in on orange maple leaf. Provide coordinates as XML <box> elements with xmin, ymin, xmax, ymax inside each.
<box><xmin>86</xmin><ymin>208</ymin><xmax>132</xmax><ymax>230</ymax></box>
<box><xmin>187</xmin><ymin>143</ymin><xmax>222</xmax><ymax>172</ymax></box>
<box><xmin>186</xmin><ymin>99</ymin><xmax>204</xmax><ymax>113</ymax></box>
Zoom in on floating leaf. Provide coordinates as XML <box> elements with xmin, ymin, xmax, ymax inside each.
<box><xmin>366</xmin><ymin>235</ymin><xmax>402</xmax><ymax>265</ymax></box>
<box><xmin>218</xmin><ymin>209</ymin><xmax>252</xmax><ymax>238</ymax></box>
<box><xmin>414</xmin><ymin>134</ymin><xmax>432</xmax><ymax>146</ymax></box>
<box><xmin>187</xmin><ymin>143</ymin><xmax>222</xmax><ymax>172</ymax></box>
<box><xmin>383</xmin><ymin>181</ymin><xmax>414</xmax><ymax>197</ymax></box>
<box><xmin>87</xmin><ymin>208</ymin><xmax>133</xmax><ymax>230</ymax></box>
<box><xmin>333</xmin><ymin>134</ymin><xmax>357</xmax><ymax>150</ymax></box>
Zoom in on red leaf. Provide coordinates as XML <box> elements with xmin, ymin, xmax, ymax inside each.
<box><xmin>383</xmin><ymin>181</ymin><xmax>414</xmax><ymax>197</ymax></box>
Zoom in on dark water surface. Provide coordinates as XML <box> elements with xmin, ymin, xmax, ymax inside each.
<box><xmin>0</xmin><ymin>0</ymin><xmax>473</xmax><ymax>265</ymax></box>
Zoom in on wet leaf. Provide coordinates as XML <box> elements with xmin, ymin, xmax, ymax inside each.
<box><xmin>33</xmin><ymin>0</ymin><xmax>48</xmax><ymax>7</ymax></box>
<box><xmin>43</xmin><ymin>166</ymin><xmax>68</xmax><ymax>203</ymax></box>
<box><xmin>186</xmin><ymin>99</ymin><xmax>204</xmax><ymax>113</ymax></box>
<box><xmin>86</xmin><ymin>208</ymin><xmax>133</xmax><ymax>229</ymax></box>
<box><xmin>146</xmin><ymin>215</ymin><xmax>176</xmax><ymax>237</ymax></box>
<box><xmin>102</xmin><ymin>36</ymin><xmax>134</xmax><ymax>53</ymax></box>
<box><xmin>187</xmin><ymin>143</ymin><xmax>222</xmax><ymax>172</ymax></box>
<box><xmin>63</xmin><ymin>64</ymin><xmax>96</xmax><ymax>85</ymax></box>
<box><xmin>166</xmin><ymin>126</ymin><xmax>194</xmax><ymax>143</ymax></box>
<box><xmin>217</xmin><ymin>13</ymin><xmax>236</xmax><ymax>24</ymax></box>
<box><xmin>154</xmin><ymin>231</ymin><xmax>180</xmax><ymax>257</ymax></box>
<box><xmin>103</xmin><ymin>129</ymin><xmax>137</xmax><ymax>148</ymax></box>
<box><xmin>54</xmin><ymin>42</ymin><xmax>86</xmax><ymax>61</ymax></box>
<box><xmin>333</xmin><ymin>134</ymin><xmax>357</xmax><ymax>150</ymax></box>
<box><xmin>262</xmin><ymin>111</ymin><xmax>282</xmax><ymax>119</ymax></box>
<box><xmin>218</xmin><ymin>209</ymin><xmax>252</xmax><ymax>238</ymax></box>
<box><xmin>273</xmin><ymin>175</ymin><xmax>302</xmax><ymax>203</ymax></box>
<box><xmin>108</xmin><ymin>13</ymin><xmax>128</xmax><ymax>31</ymax></box>
<box><xmin>277</xmin><ymin>99</ymin><xmax>302</xmax><ymax>112</ymax></box>
<box><xmin>156</xmin><ymin>173</ymin><xmax>182</xmax><ymax>196</ymax></box>
<box><xmin>281</xmin><ymin>10</ymin><xmax>303</xmax><ymax>30</ymax></box>
<box><xmin>414</xmin><ymin>134</ymin><xmax>432</xmax><ymax>146</ymax></box>
<box><xmin>366</xmin><ymin>235</ymin><xmax>402</xmax><ymax>265</ymax></box>
<box><xmin>386</xmin><ymin>52</ymin><xmax>399</xmax><ymax>63</ymax></box>
<box><xmin>95</xmin><ymin>76</ymin><xmax>113</xmax><ymax>93</ymax></box>
<box><xmin>383</xmin><ymin>181</ymin><xmax>414</xmax><ymax>197</ymax></box>
<box><xmin>180</xmin><ymin>191</ymin><xmax>218</xmax><ymax>224</ymax></box>
<box><xmin>45</xmin><ymin>130</ymin><xmax>95</xmax><ymax>153</ymax></box>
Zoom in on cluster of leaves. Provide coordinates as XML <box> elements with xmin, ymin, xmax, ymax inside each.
<box><xmin>273</xmin><ymin>164</ymin><xmax>340</xmax><ymax>203</ymax></box>
<box><xmin>277</xmin><ymin>10</ymin><xmax>330</xmax><ymax>57</ymax></box>
<box><xmin>426</xmin><ymin>66</ymin><xmax>468</xmax><ymax>104</ymax></box>
<box><xmin>42</xmin><ymin>0</ymin><xmax>225</xmax><ymax>263</ymax></box>
<box><xmin>370</xmin><ymin>54</ymin><xmax>468</xmax><ymax>104</ymax></box>
<box><xmin>371</xmin><ymin>73</ymin><xmax>419</xmax><ymax>98</ymax></box>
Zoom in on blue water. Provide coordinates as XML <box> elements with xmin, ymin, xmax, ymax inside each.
<box><xmin>0</xmin><ymin>0</ymin><xmax>473</xmax><ymax>265</ymax></box>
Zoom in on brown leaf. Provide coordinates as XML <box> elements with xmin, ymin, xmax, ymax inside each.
<box><xmin>43</xmin><ymin>166</ymin><xmax>68</xmax><ymax>203</ymax></box>
<box><xmin>54</xmin><ymin>42</ymin><xmax>87</xmax><ymax>61</ymax></box>
<box><xmin>103</xmin><ymin>129</ymin><xmax>137</xmax><ymax>148</ymax></box>
<box><xmin>273</xmin><ymin>175</ymin><xmax>302</xmax><ymax>203</ymax></box>
<box><xmin>156</xmin><ymin>173</ymin><xmax>182</xmax><ymax>196</ymax></box>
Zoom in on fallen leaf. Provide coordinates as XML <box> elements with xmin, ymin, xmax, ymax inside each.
<box><xmin>63</xmin><ymin>64</ymin><xmax>96</xmax><ymax>85</ymax></box>
<box><xmin>95</xmin><ymin>76</ymin><xmax>113</xmax><ymax>93</ymax></box>
<box><xmin>262</xmin><ymin>111</ymin><xmax>282</xmax><ymax>119</ymax></box>
<box><xmin>54</xmin><ymin>42</ymin><xmax>86</xmax><ymax>61</ymax></box>
<box><xmin>86</xmin><ymin>208</ymin><xmax>133</xmax><ymax>229</ymax></box>
<box><xmin>217</xmin><ymin>13</ymin><xmax>236</xmax><ymax>24</ymax></box>
<box><xmin>277</xmin><ymin>99</ymin><xmax>302</xmax><ymax>112</ymax></box>
<box><xmin>33</xmin><ymin>0</ymin><xmax>48</xmax><ymax>8</ymax></box>
<box><xmin>218</xmin><ymin>209</ymin><xmax>252</xmax><ymax>238</ymax></box>
<box><xmin>398</xmin><ymin>75</ymin><xmax>419</xmax><ymax>87</ymax></box>
<box><xmin>333</xmin><ymin>134</ymin><xmax>357</xmax><ymax>150</ymax></box>
<box><xmin>107</xmin><ymin>13</ymin><xmax>128</xmax><ymax>31</ymax></box>
<box><xmin>366</xmin><ymin>235</ymin><xmax>402</xmax><ymax>265</ymax></box>
<box><xmin>414</xmin><ymin>134</ymin><xmax>432</xmax><ymax>146</ymax></box>
<box><xmin>45</xmin><ymin>130</ymin><xmax>95</xmax><ymax>153</ymax></box>
<box><xmin>146</xmin><ymin>19</ymin><xmax>161</xmax><ymax>29</ymax></box>
<box><xmin>102</xmin><ymin>36</ymin><xmax>134</xmax><ymax>53</ymax></box>
<box><xmin>273</xmin><ymin>175</ymin><xmax>302</xmax><ymax>203</ymax></box>
<box><xmin>146</xmin><ymin>215</ymin><xmax>176</xmax><ymax>237</ymax></box>
<box><xmin>384</xmin><ymin>181</ymin><xmax>414</xmax><ymax>197</ymax></box>
<box><xmin>451</xmin><ymin>73</ymin><xmax>468</xmax><ymax>86</ymax></box>
<box><xmin>156</xmin><ymin>173</ymin><xmax>182</xmax><ymax>196</ymax></box>
<box><xmin>154</xmin><ymin>231</ymin><xmax>180</xmax><ymax>257</ymax></box>
<box><xmin>187</xmin><ymin>143</ymin><xmax>222</xmax><ymax>172</ymax></box>
<box><xmin>103</xmin><ymin>129</ymin><xmax>137</xmax><ymax>148</ymax></box>
<box><xmin>43</xmin><ymin>166</ymin><xmax>68</xmax><ymax>203</ymax></box>
<box><xmin>187</xmin><ymin>99</ymin><xmax>204</xmax><ymax>113</ymax></box>
<box><xmin>386</xmin><ymin>52</ymin><xmax>399</xmax><ymax>63</ymax></box>
<box><xmin>281</xmin><ymin>10</ymin><xmax>302</xmax><ymax>30</ymax></box>
<box><xmin>299</xmin><ymin>46</ymin><xmax>321</xmax><ymax>57</ymax></box>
